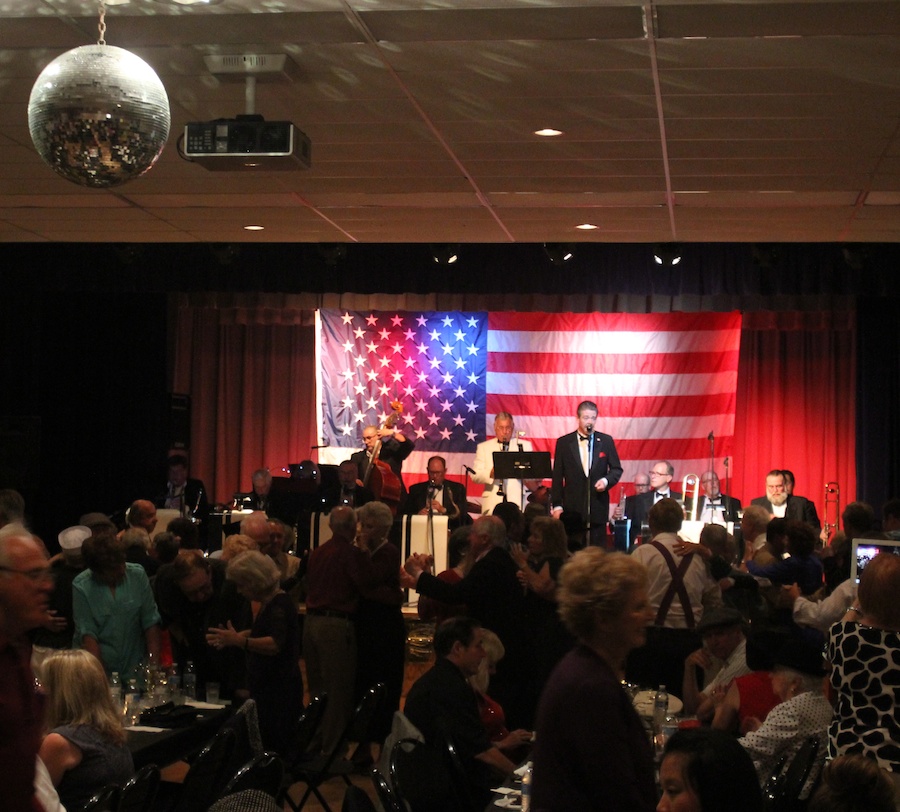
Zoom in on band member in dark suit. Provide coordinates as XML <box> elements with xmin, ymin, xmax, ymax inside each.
<box><xmin>405</xmin><ymin>456</ymin><xmax>471</xmax><ymax>530</ymax></box>
<box><xmin>158</xmin><ymin>454</ymin><xmax>209</xmax><ymax>526</ymax></box>
<box><xmin>350</xmin><ymin>424</ymin><xmax>414</xmax><ymax>507</ymax></box>
<box><xmin>318</xmin><ymin>460</ymin><xmax>374</xmax><ymax>511</ymax></box>
<box><xmin>751</xmin><ymin>469</ymin><xmax>820</xmax><ymax>531</ymax></box>
<box><xmin>550</xmin><ymin>400</ymin><xmax>623</xmax><ymax>547</ymax></box>
<box><xmin>623</xmin><ymin>460</ymin><xmax>682</xmax><ymax>546</ymax></box>
<box><xmin>696</xmin><ymin>470</ymin><xmax>742</xmax><ymax>524</ymax></box>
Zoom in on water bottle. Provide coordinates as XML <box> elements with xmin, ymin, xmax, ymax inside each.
<box><xmin>183</xmin><ymin>660</ymin><xmax>197</xmax><ymax>700</ymax></box>
<box><xmin>653</xmin><ymin>684</ymin><xmax>668</xmax><ymax>734</ymax></box>
<box><xmin>109</xmin><ymin>672</ymin><xmax>122</xmax><ymax>708</ymax></box>
<box><xmin>521</xmin><ymin>762</ymin><xmax>533</xmax><ymax>812</ymax></box>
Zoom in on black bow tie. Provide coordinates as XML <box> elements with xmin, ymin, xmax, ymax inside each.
<box><xmin>579</xmin><ymin>434</ymin><xmax>590</xmax><ymax>441</ymax></box>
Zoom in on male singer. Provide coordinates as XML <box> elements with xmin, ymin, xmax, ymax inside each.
<box><xmin>472</xmin><ymin>412</ymin><xmax>535</xmax><ymax>514</ymax></box>
<box><xmin>550</xmin><ymin>400</ymin><xmax>623</xmax><ymax>546</ymax></box>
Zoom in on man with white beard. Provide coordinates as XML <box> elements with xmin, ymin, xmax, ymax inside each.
<box><xmin>750</xmin><ymin>469</ymin><xmax>820</xmax><ymax>530</ymax></box>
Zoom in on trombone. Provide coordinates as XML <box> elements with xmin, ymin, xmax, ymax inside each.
<box><xmin>682</xmin><ymin>474</ymin><xmax>700</xmax><ymax>522</ymax></box>
<box><xmin>823</xmin><ymin>481</ymin><xmax>840</xmax><ymax>543</ymax></box>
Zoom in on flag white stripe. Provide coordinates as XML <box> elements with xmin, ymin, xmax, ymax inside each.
<box><xmin>505</xmin><ymin>414</ymin><xmax>735</xmax><ymax>442</ymax></box>
<box><xmin>489</xmin><ymin>329</ymin><xmax>741</xmax><ymax>355</ymax></box>
<box><xmin>487</xmin><ymin>371</ymin><xmax>739</xmax><ymax>398</ymax></box>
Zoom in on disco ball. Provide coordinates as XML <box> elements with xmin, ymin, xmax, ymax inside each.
<box><xmin>28</xmin><ymin>44</ymin><xmax>170</xmax><ymax>189</ymax></box>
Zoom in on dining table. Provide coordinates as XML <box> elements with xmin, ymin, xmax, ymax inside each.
<box><xmin>126</xmin><ymin>700</ymin><xmax>233</xmax><ymax>769</ymax></box>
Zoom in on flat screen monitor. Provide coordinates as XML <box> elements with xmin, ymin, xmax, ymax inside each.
<box><xmin>850</xmin><ymin>537</ymin><xmax>900</xmax><ymax>583</ymax></box>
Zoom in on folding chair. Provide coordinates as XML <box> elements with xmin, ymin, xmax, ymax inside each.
<box><xmin>283</xmin><ymin>683</ymin><xmax>385</xmax><ymax>812</ymax></box>
<box><xmin>221</xmin><ymin>753</ymin><xmax>285</xmax><ymax>799</ymax></box>
<box><xmin>116</xmin><ymin>764</ymin><xmax>161</xmax><ymax>812</ymax></box>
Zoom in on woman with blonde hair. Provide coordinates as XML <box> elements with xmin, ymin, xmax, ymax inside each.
<box><xmin>38</xmin><ymin>649</ymin><xmax>133</xmax><ymax>811</ymax></box>
<box><xmin>469</xmin><ymin>628</ymin><xmax>533</xmax><ymax>757</ymax></box>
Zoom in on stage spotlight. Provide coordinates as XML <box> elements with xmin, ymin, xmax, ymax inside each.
<box><xmin>750</xmin><ymin>243</ymin><xmax>779</xmax><ymax>269</ymax></box>
<box><xmin>544</xmin><ymin>243</ymin><xmax>575</xmax><ymax>266</ymax></box>
<box><xmin>653</xmin><ymin>243</ymin><xmax>682</xmax><ymax>266</ymax></box>
<box><xmin>430</xmin><ymin>244</ymin><xmax>460</xmax><ymax>265</ymax></box>
<box><xmin>841</xmin><ymin>244</ymin><xmax>867</xmax><ymax>272</ymax></box>
<box><xmin>317</xmin><ymin>243</ymin><xmax>347</xmax><ymax>266</ymax></box>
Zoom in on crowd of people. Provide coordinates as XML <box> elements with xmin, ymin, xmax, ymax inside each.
<box><xmin>1</xmin><ymin>397</ymin><xmax>899</xmax><ymax>812</ymax></box>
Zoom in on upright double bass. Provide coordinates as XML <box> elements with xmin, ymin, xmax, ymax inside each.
<box><xmin>361</xmin><ymin>401</ymin><xmax>404</xmax><ymax>515</ymax></box>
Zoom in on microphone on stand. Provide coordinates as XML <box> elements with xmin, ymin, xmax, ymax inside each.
<box><xmin>310</xmin><ymin>444</ymin><xmax>330</xmax><ymax>449</ymax></box>
<box><xmin>463</xmin><ymin>465</ymin><xmax>476</xmax><ymax>475</ymax></box>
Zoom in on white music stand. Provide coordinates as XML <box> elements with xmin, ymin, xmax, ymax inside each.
<box><xmin>402</xmin><ymin>514</ymin><xmax>449</xmax><ymax>602</ymax></box>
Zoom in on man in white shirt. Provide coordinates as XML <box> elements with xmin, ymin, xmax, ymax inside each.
<box><xmin>681</xmin><ymin>607</ymin><xmax>750</xmax><ymax>721</ymax></box>
<box><xmin>626</xmin><ymin>498</ymin><xmax>720</xmax><ymax>693</ymax></box>
<box><xmin>472</xmin><ymin>413</ymin><xmax>535</xmax><ymax>514</ymax></box>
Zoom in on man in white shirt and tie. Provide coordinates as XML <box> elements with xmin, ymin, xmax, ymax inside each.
<box><xmin>696</xmin><ymin>470</ymin><xmax>742</xmax><ymax>525</ymax></box>
<box><xmin>623</xmin><ymin>460</ymin><xmax>682</xmax><ymax>546</ymax></box>
<box><xmin>472</xmin><ymin>413</ymin><xmax>536</xmax><ymax>514</ymax></box>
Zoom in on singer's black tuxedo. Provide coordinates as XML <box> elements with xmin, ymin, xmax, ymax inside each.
<box><xmin>404</xmin><ymin>479</ymin><xmax>472</xmax><ymax>529</ymax></box>
<box><xmin>551</xmin><ymin>430</ymin><xmax>623</xmax><ymax>535</ymax></box>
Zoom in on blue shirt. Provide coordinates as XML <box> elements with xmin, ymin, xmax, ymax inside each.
<box><xmin>72</xmin><ymin>563</ymin><xmax>160</xmax><ymax>677</ymax></box>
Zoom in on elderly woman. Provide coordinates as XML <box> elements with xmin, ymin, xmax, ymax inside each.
<box><xmin>531</xmin><ymin>548</ymin><xmax>657</xmax><ymax>811</ymax></box>
<box><xmin>219</xmin><ymin>533</ymin><xmax>258</xmax><ymax>563</ymax></box>
<box><xmin>512</xmin><ymin>515</ymin><xmax>575</xmax><ymax>688</ymax></box>
<box><xmin>207</xmin><ymin>550</ymin><xmax>302</xmax><ymax>754</ymax></box>
<box><xmin>352</xmin><ymin>500</ymin><xmax>406</xmax><ymax>764</ymax></box>
<box><xmin>738</xmin><ymin>639</ymin><xmax>832</xmax><ymax>793</ymax></box>
<box><xmin>469</xmin><ymin>628</ymin><xmax>532</xmax><ymax>757</ymax></box>
<box><xmin>72</xmin><ymin>528</ymin><xmax>160</xmax><ymax>679</ymax></box>
<box><xmin>828</xmin><ymin>552</ymin><xmax>900</xmax><ymax>804</ymax></box>
<box><xmin>38</xmin><ymin>650</ymin><xmax>134</xmax><ymax>812</ymax></box>
<box><xmin>658</xmin><ymin>728</ymin><xmax>763</xmax><ymax>812</ymax></box>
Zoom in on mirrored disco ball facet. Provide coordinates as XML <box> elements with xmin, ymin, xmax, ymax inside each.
<box><xmin>28</xmin><ymin>44</ymin><xmax>170</xmax><ymax>189</ymax></box>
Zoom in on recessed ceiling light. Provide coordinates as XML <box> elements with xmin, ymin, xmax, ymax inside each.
<box><xmin>154</xmin><ymin>0</ymin><xmax>223</xmax><ymax>6</ymax></box>
<box><xmin>534</xmin><ymin>128</ymin><xmax>563</xmax><ymax>137</ymax></box>
<box><xmin>243</xmin><ymin>225</ymin><xmax>264</xmax><ymax>231</ymax></box>
<box><xmin>576</xmin><ymin>223</ymin><xmax>598</xmax><ymax>230</ymax></box>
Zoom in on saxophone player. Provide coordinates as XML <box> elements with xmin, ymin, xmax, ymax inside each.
<box><xmin>404</xmin><ymin>456</ymin><xmax>472</xmax><ymax>530</ymax></box>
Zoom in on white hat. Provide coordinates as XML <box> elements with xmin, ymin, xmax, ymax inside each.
<box><xmin>58</xmin><ymin>525</ymin><xmax>91</xmax><ymax>551</ymax></box>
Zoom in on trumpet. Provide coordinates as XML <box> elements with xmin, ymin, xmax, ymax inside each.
<box><xmin>682</xmin><ymin>474</ymin><xmax>700</xmax><ymax>522</ymax></box>
<box><xmin>823</xmin><ymin>481</ymin><xmax>840</xmax><ymax>542</ymax></box>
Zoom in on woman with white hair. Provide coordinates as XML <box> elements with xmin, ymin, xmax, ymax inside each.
<box><xmin>38</xmin><ymin>649</ymin><xmax>134</xmax><ymax>812</ymax></box>
<box><xmin>207</xmin><ymin>550</ymin><xmax>302</xmax><ymax>754</ymax></box>
<box><xmin>738</xmin><ymin>638</ymin><xmax>832</xmax><ymax>793</ymax></box>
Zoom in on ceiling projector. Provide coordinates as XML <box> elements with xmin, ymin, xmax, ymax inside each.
<box><xmin>183</xmin><ymin>115</ymin><xmax>311</xmax><ymax>171</ymax></box>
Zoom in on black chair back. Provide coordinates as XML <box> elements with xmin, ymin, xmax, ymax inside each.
<box><xmin>285</xmin><ymin>693</ymin><xmax>328</xmax><ymax>769</ymax></box>
<box><xmin>764</xmin><ymin>735</ymin><xmax>821</xmax><ymax>812</ymax></box>
<box><xmin>81</xmin><ymin>784</ymin><xmax>120</xmax><ymax>812</ymax></box>
<box><xmin>341</xmin><ymin>784</ymin><xmax>377</xmax><ymax>812</ymax></box>
<box><xmin>389</xmin><ymin>737</ymin><xmax>454</xmax><ymax>812</ymax></box>
<box><xmin>370</xmin><ymin>767</ymin><xmax>404</xmax><ymax>812</ymax></box>
<box><xmin>175</xmin><ymin>727</ymin><xmax>237</xmax><ymax>811</ymax></box>
<box><xmin>222</xmin><ymin>752</ymin><xmax>285</xmax><ymax>799</ymax></box>
<box><xmin>283</xmin><ymin>683</ymin><xmax>386</xmax><ymax>812</ymax></box>
<box><xmin>116</xmin><ymin>764</ymin><xmax>160</xmax><ymax>812</ymax></box>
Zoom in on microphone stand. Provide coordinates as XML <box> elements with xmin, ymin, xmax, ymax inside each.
<box><xmin>426</xmin><ymin>483</ymin><xmax>436</xmax><ymax>560</ymax></box>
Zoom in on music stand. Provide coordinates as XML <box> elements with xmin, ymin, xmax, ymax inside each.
<box><xmin>493</xmin><ymin>451</ymin><xmax>552</xmax><ymax>510</ymax></box>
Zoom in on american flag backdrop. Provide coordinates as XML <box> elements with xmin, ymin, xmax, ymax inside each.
<box><xmin>317</xmin><ymin>309</ymin><xmax>742</xmax><ymax>497</ymax></box>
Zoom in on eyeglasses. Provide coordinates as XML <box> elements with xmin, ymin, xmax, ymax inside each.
<box><xmin>649</xmin><ymin>470</ymin><xmax>669</xmax><ymax>477</ymax></box>
<box><xmin>0</xmin><ymin>565</ymin><xmax>53</xmax><ymax>582</ymax></box>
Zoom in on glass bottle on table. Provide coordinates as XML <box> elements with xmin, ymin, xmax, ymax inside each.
<box><xmin>183</xmin><ymin>660</ymin><xmax>197</xmax><ymax>700</ymax></box>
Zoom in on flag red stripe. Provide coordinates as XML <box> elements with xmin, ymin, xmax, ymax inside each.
<box><xmin>488</xmin><ymin>311</ymin><xmax>742</xmax><ymax>333</ymax></box>
<box><xmin>488</xmin><ymin>350</ymin><xmax>739</xmax><ymax>376</ymax></box>
<box><xmin>487</xmin><ymin>393</ymin><xmax>737</xmax><ymax>419</ymax></box>
<box><xmin>524</xmin><ymin>436</ymin><xmax>734</xmax><ymax>461</ymax></box>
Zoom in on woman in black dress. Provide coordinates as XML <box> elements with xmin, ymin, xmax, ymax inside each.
<box><xmin>353</xmin><ymin>500</ymin><xmax>406</xmax><ymax>763</ymax></box>
<box><xmin>207</xmin><ymin>550</ymin><xmax>303</xmax><ymax>754</ymax></box>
